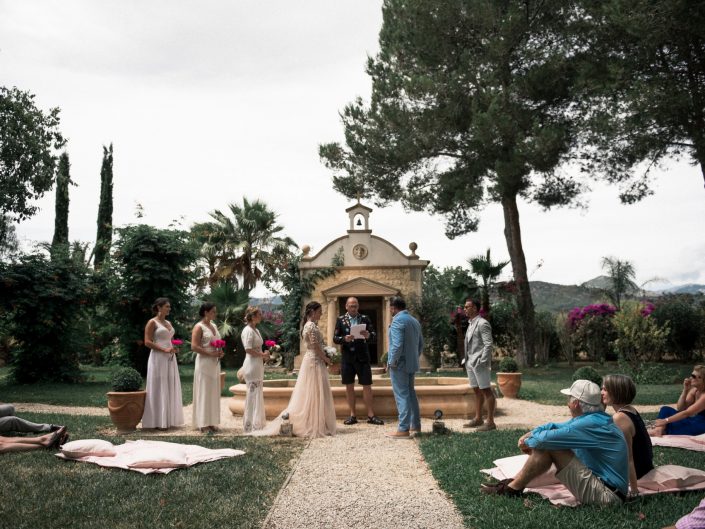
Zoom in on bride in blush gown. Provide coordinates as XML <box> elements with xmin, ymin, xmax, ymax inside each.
<box><xmin>251</xmin><ymin>301</ymin><xmax>337</xmax><ymax>438</ymax></box>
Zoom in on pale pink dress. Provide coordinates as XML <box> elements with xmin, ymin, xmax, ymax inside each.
<box><xmin>142</xmin><ymin>319</ymin><xmax>184</xmax><ymax>429</ymax></box>
<box><xmin>252</xmin><ymin>321</ymin><xmax>336</xmax><ymax>438</ymax></box>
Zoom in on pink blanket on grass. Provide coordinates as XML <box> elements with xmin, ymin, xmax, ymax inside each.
<box><xmin>650</xmin><ymin>434</ymin><xmax>705</xmax><ymax>452</ymax></box>
<box><xmin>482</xmin><ymin>454</ymin><xmax>705</xmax><ymax>507</ymax></box>
<box><xmin>55</xmin><ymin>439</ymin><xmax>245</xmax><ymax>474</ymax></box>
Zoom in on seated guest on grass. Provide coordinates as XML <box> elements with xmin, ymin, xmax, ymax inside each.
<box><xmin>481</xmin><ymin>380</ymin><xmax>628</xmax><ymax>506</ymax></box>
<box><xmin>0</xmin><ymin>404</ymin><xmax>65</xmax><ymax>435</ymax></box>
<box><xmin>649</xmin><ymin>365</ymin><xmax>705</xmax><ymax>437</ymax></box>
<box><xmin>0</xmin><ymin>426</ymin><xmax>68</xmax><ymax>454</ymax></box>
<box><xmin>601</xmin><ymin>374</ymin><xmax>654</xmax><ymax>496</ymax></box>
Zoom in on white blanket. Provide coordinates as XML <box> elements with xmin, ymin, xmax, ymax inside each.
<box><xmin>56</xmin><ymin>439</ymin><xmax>245</xmax><ymax>475</ymax></box>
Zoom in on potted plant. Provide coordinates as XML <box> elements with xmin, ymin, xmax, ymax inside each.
<box><xmin>496</xmin><ymin>356</ymin><xmax>522</xmax><ymax>399</ymax></box>
<box><xmin>324</xmin><ymin>346</ymin><xmax>342</xmax><ymax>375</ymax></box>
<box><xmin>107</xmin><ymin>367</ymin><xmax>146</xmax><ymax>433</ymax></box>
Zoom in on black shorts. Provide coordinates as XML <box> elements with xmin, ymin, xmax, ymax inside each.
<box><xmin>341</xmin><ymin>359</ymin><xmax>373</xmax><ymax>386</ymax></box>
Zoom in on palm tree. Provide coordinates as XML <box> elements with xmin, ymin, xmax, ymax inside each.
<box><xmin>601</xmin><ymin>257</ymin><xmax>638</xmax><ymax>310</ymax></box>
<box><xmin>197</xmin><ymin>198</ymin><xmax>298</xmax><ymax>291</ymax></box>
<box><xmin>468</xmin><ymin>248</ymin><xmax>510</xmax><ymax>313</ymax></box>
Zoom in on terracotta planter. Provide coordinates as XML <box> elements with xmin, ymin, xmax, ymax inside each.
<box><xmin>220</xmin><ymin>371</ymin><xmax>226</xmax><ymax>391</ymax></box>
<box><xmin>496</xmin><ymin>372</ymin><xmax>522</xmax><ymax>399</ymax></box>
<box><xmin>328</xmin><ymin>363</ymin><xmax>341</xmax><ymax>375</ymax></box>
<box><xmin>107</xmin><ymin>390</ymin><xmax>147</xmax><ymax>433</ymax></box>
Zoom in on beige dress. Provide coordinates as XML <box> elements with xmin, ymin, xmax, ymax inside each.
<box><xmin>192</xmin><ymin>321</ymin><xmax>221</xmax><ymax>429</ymax></box>
<box><xmin>250</xmin><ymin>321</ymin><xmax>336</xmax><ymax>438</ymax></box>
<box><xmin>241</xmin><ymin>325</ymin><xmax>266</xmax><ymax>432</ymax></box>
<box><xmin>287</xmin><ymin>321</ymin><xmax>337</xmax><ymax>437</ymax></box>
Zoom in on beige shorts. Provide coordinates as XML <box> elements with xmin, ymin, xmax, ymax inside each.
<box><xmin>555</xmin><ymin>457</ymin><xmax>622</xmax><ymax>506</ymax></box>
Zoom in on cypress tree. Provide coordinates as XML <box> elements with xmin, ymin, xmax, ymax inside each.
<box><xmin>94</xmin><ymin>143</ymin><xmax>113</xmax><ymax>269</ymax></box>
<box><xmin>51</xmin><ymin>152</ymin><xmax>70</xmax><ymax>254</ymax></box>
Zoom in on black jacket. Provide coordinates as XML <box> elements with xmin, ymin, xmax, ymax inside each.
<box><xmin>333</xmin><ymin>313</ymin><xmax>375</xmax><ymax>363</ymax></box>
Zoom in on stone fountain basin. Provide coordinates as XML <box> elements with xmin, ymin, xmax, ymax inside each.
<box><xmin>229</xmin><ymin>377</ymin><xmax>494</xmax><ymax>419</ymax></box>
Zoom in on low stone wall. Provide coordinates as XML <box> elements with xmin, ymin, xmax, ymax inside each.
<box><xmin>229</xmin><ymin>377</ymin><xmax>497</xmax><ymax>419</ymax></box>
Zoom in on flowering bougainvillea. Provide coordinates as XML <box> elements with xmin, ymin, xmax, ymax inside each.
<box><xmin>567</xmin><ymin>304</ymin><xmax>617</xmax><ymax>329</ymax></box>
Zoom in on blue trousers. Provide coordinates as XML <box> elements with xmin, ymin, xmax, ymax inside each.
<box><xmin>389</xmin><ymin>369</ymin><xmax>420</xmax><ymax>432</ymax></box>
<box><xmin>659</xmin><ymin>406</ymin><xmax>705</xmax><ymax>435</ymax></box>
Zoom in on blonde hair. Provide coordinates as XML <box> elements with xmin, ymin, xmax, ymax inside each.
<box><xmin>243</xmin><ymin>305</ymin><xmax>261</xmax><ymax>323</ymax></box>
<box><xmin>694</xmin><ymin>365</ymin><xmax>705</xmax><ymax>377</ymax></box>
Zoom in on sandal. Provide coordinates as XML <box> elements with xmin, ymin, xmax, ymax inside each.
<box><xmin>343</xmin><ymin>416</ymin><xmax>358</xmax><ymax>425</ymax></box>
<box><xmin>367</xmin><ymin>416</ymin><xmax>384</xmax><ymax>425</ymax></box>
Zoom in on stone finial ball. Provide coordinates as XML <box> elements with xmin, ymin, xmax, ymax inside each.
<box><xmin>409</xmin><ymin>242</ymin><xmax>418</xmax><ymax>252</ymax></box>
<box><xmin>302</xmin><ymin>245</ymin><xmax>311</xmax><ymax>256</ymax></box>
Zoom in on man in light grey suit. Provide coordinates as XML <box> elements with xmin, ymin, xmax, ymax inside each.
<box><xmin>462</xmin><ymin>298</ymin><xmax>496</xmax><ymax>431</ymax></box>
<box><xmin>385</xmin><ymin>296</ymin><xmax>423</xmax><ymax>439</ymax></box>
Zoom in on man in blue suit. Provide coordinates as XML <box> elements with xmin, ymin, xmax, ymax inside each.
<box><xmin>385</xmin><ymin>296</ymin><xmax>423</xmax><ymax>439</ymax></box>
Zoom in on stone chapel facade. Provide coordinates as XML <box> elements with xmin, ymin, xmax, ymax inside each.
<box><xmin>296</xmin><ymin>202</ymin><xmax>429</xmax><ymax>367</ymax></box>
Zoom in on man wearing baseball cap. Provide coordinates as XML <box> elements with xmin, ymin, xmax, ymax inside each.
<box><xmin>481</xmin><ymin>379</ymin><xmax>628</xmax><ymax>505</ymax></box>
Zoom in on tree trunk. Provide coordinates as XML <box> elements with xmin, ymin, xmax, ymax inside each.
<box><xmin>501</xmin><ymin>194</ymin><xmax>536</xmax><ymax>368</ymax></box>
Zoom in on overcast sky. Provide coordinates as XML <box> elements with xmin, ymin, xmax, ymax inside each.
<box><xmin>2</xmin><ymin>1</ymin><xmax>704</xmax><ymax>297</ymax></box>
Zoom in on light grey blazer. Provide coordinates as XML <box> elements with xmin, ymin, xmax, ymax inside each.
<box><xmin>463</xmin><ymin>316</ymin><xmax>493</xmax><ymax>368</ymax></box>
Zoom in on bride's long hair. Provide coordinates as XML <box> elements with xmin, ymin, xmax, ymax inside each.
<box><xmin>300</xmin><ymin>301</ymin><xmax>322</xmax><ymax>336</ymax></box>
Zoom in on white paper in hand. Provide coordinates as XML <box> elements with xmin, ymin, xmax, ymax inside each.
<box><xmin>350</xmin><ymin>324</ymin><xmax>367</xmax><ymax>339</ymax></box>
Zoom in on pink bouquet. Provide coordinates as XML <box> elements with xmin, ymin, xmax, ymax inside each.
<box><xmin>264</xmin><ymin>340</ymin><xmax>277</xmax><ymax>348</ymax></box>
<box><xmin>171</xmin><ymin>339</ymin><xmax>183</xmax><ymax>346</ymax></box>
<box><xmin>210</xmin><ymin>339</ymin><xmax>226</xmax><ymax>348</ymax></box>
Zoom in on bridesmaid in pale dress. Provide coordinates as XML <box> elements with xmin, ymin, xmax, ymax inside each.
<box><xmin>240</xmin><ymin>306</ymin><xmax>271</xmax><ymax>432</ymax></box>
<box><xmin>141</xmin><ymin>297</ymin><xmax>185</xmax><ymax>430</ymax></box>
<box><xmin>191</xmin><ymin>302</ymin><xmax>224</xmax><ymax>433</ymax></box>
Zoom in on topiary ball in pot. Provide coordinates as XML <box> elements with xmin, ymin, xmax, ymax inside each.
<box><xmin>498</xmin><ymin>356</ymin><xmax>519</xmax><ymax>373</ymax></box>
<box><xmin>571</xmin><ymin>366</ymin><xmax>602</xmax><ymax>387</ymax></box>
<box><xmin>107</xmin><ymin>367</ymin><xmax>146</xmax><ymax>433</ymax></box>
<box><xmin>110</xmin><ymin>367</ymin><xmax>143</xmax><ymax>392</ymax></box>
<box><xmin>496</xmin><ymin>356</ymin><xmax>521</xmax><ymax>398</ymax></box>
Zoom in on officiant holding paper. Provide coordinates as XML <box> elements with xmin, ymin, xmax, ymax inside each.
<box><xmin>333</xmin><ymin>297</ymin><xmax>384</xmax><ymax>426</ymax></box>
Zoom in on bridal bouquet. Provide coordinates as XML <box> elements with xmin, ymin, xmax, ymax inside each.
<box><xmin>323</xmin><ymin>346</ymin><xmax>341</xmax><ymax>364</ymax></box>
<box><xmin>210</xmin><ymin>339</ymin><xmax>226</xmax><ymax>349</ymax></box>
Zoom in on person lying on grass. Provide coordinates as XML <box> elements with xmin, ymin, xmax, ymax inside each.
<box><xmin>481</xmin><ymin>380</ymin><xmax>628</xmax><ymax>506</ymax></box>
<box><xmin>0</xmin><ymin>403</ymin><xmax>66</xmax><ymax>436</ymax></box>
<box><xmin>0</xmin><ymin>426</ymin><xmax>68</xmax><ymax>454</ymax></box>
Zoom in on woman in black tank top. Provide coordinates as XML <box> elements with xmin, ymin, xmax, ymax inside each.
<box><xmin>601</xmin><ymin>374</ymin><xmax>654</xmax><ymax>496</ymax></box>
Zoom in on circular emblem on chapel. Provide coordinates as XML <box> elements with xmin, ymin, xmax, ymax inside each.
<box><xmin>352</xmin><ymin>244</ymin><xmax>368</xmax><ymax>260</ymax></box>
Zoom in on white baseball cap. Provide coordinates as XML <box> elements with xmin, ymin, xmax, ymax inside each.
<box><xmin>560</xmin><ymin>379</ymin><xmax>602</xmax><ymax>406</ymax></box>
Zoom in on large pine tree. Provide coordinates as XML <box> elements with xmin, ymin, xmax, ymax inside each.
<box><xmin>94</xmin><ymin>144</ymin><xmax>113</xmax><ymax>269</ymax></box>
<box><xmin>51</xmin><ymin>151</ymin><xmax>71</xmax><ymax>254</ymax></box>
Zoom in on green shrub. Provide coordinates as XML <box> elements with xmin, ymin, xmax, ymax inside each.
<box><xmin>100</xmin><ymin>340</ymin><xmax>131</xmax><ymax>367</ymax></box>
<box><xmin>653</xmin><ymin>295</ymin><xmax>704</xmax><ymax>361</ymax></box>
<box><xmin>113</xmin><ymin>225</ymin><xmax>198</xmax><ymax>376</ymax></box>
<box><xmin>498</xmin><ymin>356</ymin><xmax>519</xmax><ymax>373</ymax></box>
<box><xmin>572</xmin><ymin>366</ymin><xmax>602</xmax><ymax>387</ymax></box>
<box><xmin>0</xmin><ymin>254</ymin><xmax>91</xmax><ymax>383</ymax></box>
<box><xmin>622</xmin><ymin>363</ymin><xmax>681</xmax><ymax>385</ymax></box>
<box><xmin>613</xmin><ymin>301</ymin><xmax>670</xmax><ymax>369</ymax></box>
<box><xmin>110</xmin><ymin>367</ymin><xmax>143</xmax><ymax>392</ymax></box>
<box><xmin>489</xmin><ymin>301</ymin><xmax>519</xmax><ymax>351</ymax></box>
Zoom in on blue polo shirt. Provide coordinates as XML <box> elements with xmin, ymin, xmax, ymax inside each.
<box><xmin>524</xmin><ymin>411</ymin><xmax>628</xmax><ymax>493</ymax></box>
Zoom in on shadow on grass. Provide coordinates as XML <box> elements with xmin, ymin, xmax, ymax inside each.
<box><xmin>0</xmin><ymin>413</ymin><xmax>306</xmax><ymax>529</ymax></box>
<box><xmin>419</xmin><ymin>429</ymin><xmax>705</xmax><ymax>529</ymax></box>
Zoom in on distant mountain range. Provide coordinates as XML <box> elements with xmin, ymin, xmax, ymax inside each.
<box><xmin>530</xmin><ymin>277</ymin><xmax>705</xmax><ymax>313</ymax></box>
<box><xmin>249</xmin><ymin>280</ymin><xmax>705</xmax><ymax>314</ymax></box>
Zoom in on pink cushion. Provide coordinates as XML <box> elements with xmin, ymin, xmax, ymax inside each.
<box><xmin>639</xmin><ymin>465</ymin><xmax>705</xmax><ymax>491</ymax></box>
<box><xmin>124</xmin><ymin>446</ymin><xmax>188</xmax><ymax>469</ymax></box>
<box><xmin>61</xmin><ymin>439</ymin><xmax>117</xmax><ymax>459</ymax></box>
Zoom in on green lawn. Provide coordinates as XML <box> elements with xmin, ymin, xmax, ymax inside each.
<box><xmin>419</xmin><ymin>428</ymin><xmax>705</xmax><ymax>529</ymax></box>
<box><xmin>0</xmin><ymin>366</ymin><xmax>295</xmax><ymax>408</ymax></box>
<box><xmin>0</xmin><ymin>412</ymin><xmax>306</xmax><ymax>529</ymax></box>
